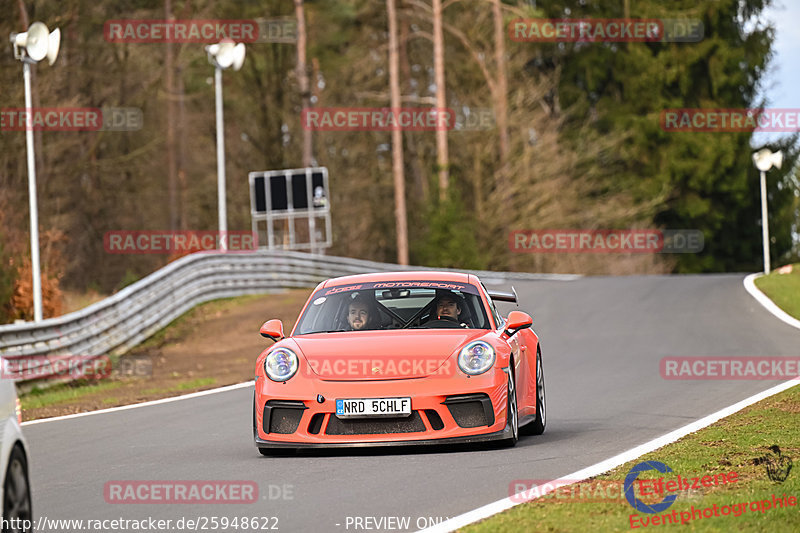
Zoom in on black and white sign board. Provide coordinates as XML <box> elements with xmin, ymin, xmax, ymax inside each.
<box><xmin>248</xmin><ymin>167</ymin><xmax>331</xmax><ymax>252</ymax></box>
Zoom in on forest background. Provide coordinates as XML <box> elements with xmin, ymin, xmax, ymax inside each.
<box><xmin>0</xmin><ymin>0</ymin><xmax>798</xmax><ymax>322</ymax></box>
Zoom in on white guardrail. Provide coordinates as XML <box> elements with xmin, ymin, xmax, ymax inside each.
<box><xmin>0</xmin><ymin>250</ymin><xmax>578</xmax><ymax>387</ymax></box>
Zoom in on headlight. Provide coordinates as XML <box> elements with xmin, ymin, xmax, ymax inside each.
<box><xmin>458</xmin><ymin>341</ymin><xmax>495</xmax><ymax>375</ymax></box>
<box><xmin>264</xmin><ymin>348</ymin><xmax>299</xmax><ymax>382</ymax></box>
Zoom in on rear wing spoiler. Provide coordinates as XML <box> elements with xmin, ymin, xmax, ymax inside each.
<box><xmin>488</xmin><ymin>287</ymin><xmax>518</xmax><ymax>304</ymax></box>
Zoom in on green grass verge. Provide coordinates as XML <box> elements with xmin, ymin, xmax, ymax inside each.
<box><xmin>20</xmin><ymin>377</ymin><xmax>220</xmax><ymax>411</ymax></box>
<box><xmin>755</xmin><ymin>264</ymin><xmax>800</xmax><ymax>320</ymax></box>
<box><xmin>140</xmin><ymin>378</ymin><xmax>218</xmax><ymax>396</ymax></box>
<box><xmin>18</xmin><ymin>291</ymin><xmax>268</xmax><ymax>411</ymax></box>
<box><xmin>177</xmin><ymin>377</ymin><xmax>216</xmax><ymax>390</ymax></box>
<box><xmin>21</xmin><ymin>380</ymin><xmax>123</xmax><ymax>410</ymax></box>
<box><xmin>464</xmin><ymin>385</ymin><xmax>800</xmax><ymax>532</ymax></box>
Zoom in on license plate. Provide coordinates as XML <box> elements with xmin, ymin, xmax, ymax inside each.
<box><xmin>335</xmin><ymin>397</ymin><xmax>412</xmax><ymax>419</ymax></box>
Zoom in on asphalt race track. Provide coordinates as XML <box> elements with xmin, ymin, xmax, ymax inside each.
<box><xmin>24</xmin><ymin>274</ymin><xmax>800</xmax><ymax>532</ymax></box>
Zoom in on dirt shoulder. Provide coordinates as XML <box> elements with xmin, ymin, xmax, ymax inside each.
<box><xmin>21</xmin><ymin>289</ymin><xmax>311</xmax><ymax>421</ymax></box>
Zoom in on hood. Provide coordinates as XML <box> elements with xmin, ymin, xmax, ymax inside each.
<box><xmin>288</xmin><ymin>330</ymin><xmax>489</xmax><ymax>380</ymax></box>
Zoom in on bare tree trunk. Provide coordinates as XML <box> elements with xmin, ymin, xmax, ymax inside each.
<box><xmin>432</xmin><ymin>0</ymin><xmax>449</xmax><ymax>201</ymax></box>
<box><xmin>295</xmin><ymin>0</ymin><xmax>313</xmax><ymax>167</ymax></box>
<box><xmin>387</xmin><ymin>0</ymin><xmax>409</xmax><ymax>265</ymax></box>
<box><xmin>492</xmin><ymin>0</ymin><xmax>509</xmax><ymax>169</ymax></box>
<box><xmin>16</xmin><ymin>0</ymin><xmax>28</xmax><ymax>27</ymax></box>
<box><xmin>399</xmin><ymin>14</ymin><xmax>427</xmax><ymax>201</ymax></box>
<box><xmin>178</xmin><ymin>68</ymin><xmax>187</xmax><ymax>230</ymax></box>
<box><xmin>165</xmin><ymin>0</ymin><xmax>178</xmax><ymax>231</ymax></box>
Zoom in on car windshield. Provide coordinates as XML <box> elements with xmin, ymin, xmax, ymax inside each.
<box><xmin>294</xmin><ymin>281</ymin><xmax>492</xmax><ymax>334</ymax></box>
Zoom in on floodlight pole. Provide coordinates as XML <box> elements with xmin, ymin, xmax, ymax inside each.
<box><xmin>759</xmin><ymin>170</ymin><xmax>770</xmax><ymax>274</ymax></box>
<box><xmin>214</xmin><ymin>66</ymin><xmax>228</xmax><ymax>250</ymax></box>
<box><xmin>23</xmin><ymin>60</ymin><xmax>43</xmax><ymax>322</ymax></box>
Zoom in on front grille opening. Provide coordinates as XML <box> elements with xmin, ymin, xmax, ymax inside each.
<box><xmin>325</xmin><ymin>411</ymin><xmax>426</xmax><ymax>435</ymax></box>
<box><xmin>424</xmin><ymin>409</ymin><xmax>444</xmax><ymax>430</ymax></box>
<box><xmin>307</xmin><ymin>413</ymin><xmax>325</xmax><ymax>435</ymax></box>
<box><xmin>263</xmin><ymin>400</ymin><xmax>307</xmax><ymax>434</ymax></box>
<box><xmin>443</xmin><ymin>394</ymin><xmax>494</xmax><ymax>428</ymax></box>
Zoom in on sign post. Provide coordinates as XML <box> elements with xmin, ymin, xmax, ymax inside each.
<box><xmin>249</xmin><ymin>167</ymin><xmax>331</xmax><ymax>253</ymax></box>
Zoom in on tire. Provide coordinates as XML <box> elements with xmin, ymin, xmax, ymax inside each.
<box><xmin>503</xmin><ymin>366</ymin><xmax>519</xmax><ymax>447</ymax></box>
<box><xmin>3</xmin><ymin>444</ymin><xmax>31</xmax><ymax>533</ymax></box>
<box><xmin>527</xmin><ymin>348</ymin><xmax>546</xmax><ymax>435</ymax></box>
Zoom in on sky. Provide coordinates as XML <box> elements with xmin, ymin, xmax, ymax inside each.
<box><xmin>752</xmin><ymin>0</ymin><xmax>800</xmax><ymax>147</ymax></box>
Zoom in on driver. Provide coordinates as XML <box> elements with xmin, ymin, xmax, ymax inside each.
<box><xmin>431</xmin><ymin>290</ymin><xmax>469</xmax><ymax>328</ymax></box>
<box><xmin>346</xmin><ymin>294</ymin><xmax>380</xmax><ymax>331</ymax></box>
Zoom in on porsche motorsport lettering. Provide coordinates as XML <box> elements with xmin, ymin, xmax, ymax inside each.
<box><xmin>324</xmin><ymin>284</ymin><xmax>363</xmax><ymax>295</ymax></box>
<box><xmin>324</xmin><ymin>281</ymin><xmax>468</xmax><ymax>294</ymax></box>
<box><xmin>373</xmin><ymin>281</ymin><xmax>467</xmax><ymax>290</ymax></box>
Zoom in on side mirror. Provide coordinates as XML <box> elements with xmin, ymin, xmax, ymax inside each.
<box><xmin>260</xmin><ymin>319</ymin><xmax>284</xmax><ymax>341</ymax></box>
<box><xmin>504</xmin><ymin>311</ymin><xmax>533</xmax><ymax>337</ymax></box>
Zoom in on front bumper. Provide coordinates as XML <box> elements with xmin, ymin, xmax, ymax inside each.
<box><xmin>254</xmin><ymin>428</ymin><xmax>511</xmax><ymax>449</ymax></box>
<box><xmin>253</xmin><ymin>368</ymin><xmax>510</xmax><ymax>447</ymax></box>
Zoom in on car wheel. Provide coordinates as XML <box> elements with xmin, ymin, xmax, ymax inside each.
<box><xmin>3</xmin><ymin>444</ymin><xmax>32</xmax><ymax>532</ymax></box>
<box><xmin>503</xmin><ymin>367</ymin><xmax>519</xmax><ymax>447</ymax></box>
<box><xmin>527</xmin><ymin>348</ymin><xmax>546</xmax><ymax>435</ymax></box>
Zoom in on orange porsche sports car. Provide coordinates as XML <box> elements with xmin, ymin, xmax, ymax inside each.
<box><xmin>252</xmin><ymin>271</ymin><xmax>546</xmax><ymax>453</ymax></box>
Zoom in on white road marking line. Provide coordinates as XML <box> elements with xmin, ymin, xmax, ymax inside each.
<box><xmin>21</xmin><ymin>381</ymin><xmax>254</xmax><ymax>425</ymax></box>
<box><xmin>743</xmin><ymin>272</ymin><xmax>800</xmax><ymax>331</ymax></box>
<box><xmin>417</xmin><ymin>378</ymin><xmax>800</xmax><ymax>533</ymax></box>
